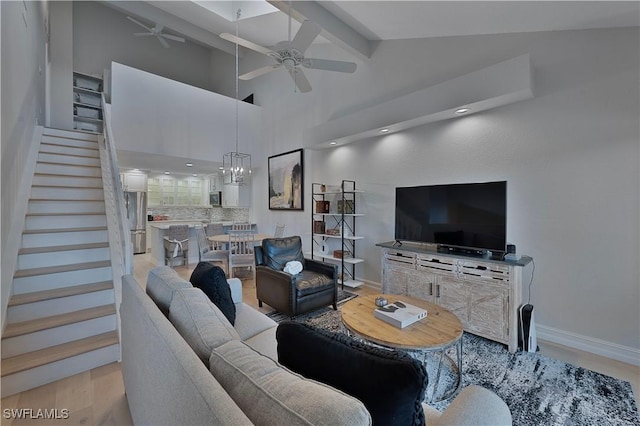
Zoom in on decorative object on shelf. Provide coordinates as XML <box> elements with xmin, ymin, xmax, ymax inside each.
<box><xmin>268</xmin><ymin>148</ymin><xmax>304</xmax><ymax>210</ymax></box>
<box><xmin>337</xmin><ymin>199</ymin><xmax>354</xmax><ymax>214</ymax></box>
<box><xmin>313</xmin><ymin>220</ymin><xmax>325</xmax><ymax>234</ymax></box>
<box><xmin>333</xmin><ymin>250</ymin><xmax>346</xmax><ymax>259</ymax></box>
<box><xmin>315</xmin><ymin>200</ymin><xmax>330</xmax><ymax>213</ymax></box>
<box><xmin>223</xmin><ymin>9</ymin><xmax>251</xmax><ymax>186</ymax></box>
<box><xmin>326</xmin><ymin>228</ymin><xmax>341</xmax><ymax>236</ymax></box>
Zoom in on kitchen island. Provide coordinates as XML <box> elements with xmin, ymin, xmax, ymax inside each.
<box><xmin>148</xmin><ymin>220</ymin><xmax>257</xmax><ymax>266</ymax></box>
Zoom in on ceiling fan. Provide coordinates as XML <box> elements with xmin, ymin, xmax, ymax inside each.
<box><xmin>127</xmin><ymin>16</ymin><xmax>185</xmax><ymax>49</ymax></box>
<box><xmin>220</xmin><ymin>19</ymin><xmax>357</xmax><ymax>93</ymax></box>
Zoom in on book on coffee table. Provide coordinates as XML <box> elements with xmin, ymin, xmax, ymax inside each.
<box><xmin>374</xmin><ymin>301</ymin><xmax>428</xmax><ymax>328</ymax></box>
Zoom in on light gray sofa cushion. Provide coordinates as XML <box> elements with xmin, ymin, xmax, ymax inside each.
<box><xmin>234</xmin><ymin>303</ymin><xmax>277</xmax><ymax>341</ymax></box>
<box><xmin>169</xmin><ymin>288</ymin><xmax>240</xmax><ymax>365</ymax></box>
<box><xmin>244</xmin><ymin>327</ymin><xmax>278</xmax><ymax>361</ymax></box>
<box><xmin>146</xmin><ymin>266</ymin><xmax>192</xmax><ymax>315</ymax></box>
<box><xmin>210</xmin><ymin>340</ymin><xmax>372</xmax><ymax>426</ymax></box>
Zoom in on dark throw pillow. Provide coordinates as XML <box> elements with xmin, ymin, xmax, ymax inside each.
<box><xmin>189</xmin><ymin>262</ymin><xmax>236</xmax><ymax>325</ymax></box>
<box><xmin>276</xmin><ymin>321</ymin><xmax>427</xmax><ymax>426</ymax></box>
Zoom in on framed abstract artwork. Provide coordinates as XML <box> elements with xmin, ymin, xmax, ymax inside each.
<box><xmin>268</xmin><ymin>148</ymin><xmax>304</xmax><ymax>210</ymax></box>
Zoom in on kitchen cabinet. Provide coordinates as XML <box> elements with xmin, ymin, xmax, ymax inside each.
<box><xmin>222</xmin><ymin>183</ymin><xmax>250</xmax><ymax>207</ymax></box>
<box><xmin>147</xmin><ymin>175</ymin><xmax>206</xmax><ymax>206</ymax></box>
<box><xmin>121</xmin><ymin>172</ymin><xmax>147</xmax><ymax>192</ymax></box>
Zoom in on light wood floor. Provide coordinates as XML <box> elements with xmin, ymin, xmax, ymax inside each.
<box><xmin>2</xmin><ymin>253</ymin><xmax>638</xmax><ymax>425</ymax></box>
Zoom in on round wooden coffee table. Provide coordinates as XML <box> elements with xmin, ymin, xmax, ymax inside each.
<box><xmin>341</xmin><ymin>293</ymin><xmax>464</xmax><ymax>401</ymax></box>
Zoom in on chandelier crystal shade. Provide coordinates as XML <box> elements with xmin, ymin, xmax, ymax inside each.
<box><xmin>223</xmin><ymin>8</ymin><xmax>251</xmax><ymax>186</ymax></box>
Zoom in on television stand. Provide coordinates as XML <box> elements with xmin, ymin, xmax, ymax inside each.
<box><xmin>377</xmin><ymin>241</ymin><xmax>532</xmax><ymax>353</ymax></box>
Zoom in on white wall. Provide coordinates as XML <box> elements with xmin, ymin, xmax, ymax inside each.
<box><xmin>0</xmin><ymin>0</ymin><xmax>47</xmax><ymax>330</ymax></box>
<box><xmin>73</xmin><ymin>1</ymin><xmax>213</xmax><ymax>91</ymax></box>
<box><xmin>49</xmin><ymin>1</ymin><xmax>73</xmax><ymax>130</ymax></box>
<box><xmin>111</xmin><ymin>62</ymin><xmax>261</xmax><ymax>193</ymax></box>
<box><xmin>245</xmin><ymin>28</ymin><xmax>639</xmax><ymax>357</ymax></box>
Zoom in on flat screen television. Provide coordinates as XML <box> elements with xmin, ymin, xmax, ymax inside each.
<box><xmin>395</xmin><ymin>181</ymin><xmax>507</xmax><ymax>255</ymax></box>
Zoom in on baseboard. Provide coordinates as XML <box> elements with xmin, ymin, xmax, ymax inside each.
<box><xmin>537</xmin><ymin>324</ymin><xmax>640</xmax><ymax>367</ymax></box>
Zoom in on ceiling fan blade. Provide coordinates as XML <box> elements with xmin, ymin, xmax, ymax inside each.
<box><xmin>303</xmin><ymin>58</ymin><xmax>357</xmax><ymax>73</ymax></box>
<box><xmin>127</xmin><ymin>16</ymin><xmax>152</xmax><ymax>32</ymax></box>
<box><xmin>133</xmin><ymin>33</ymin><xmax>155</xmax><ymax>37</ymax></box>
<box><xmin>239</xmin><ymin>64</ymin><xmax>282</xmax><ymax>80</ymax></box>
<box><xmin>288</xmin><ymin>67</ymin><xmax>312</xmax><ymax>93</ymax></box>
<box><xmin>220</xmin><ymin>33</ymin><xmax>280</xmax><ymax>59</ymax></box>
<box><xmin>160</xmin><ymin>34</ymin><xmax>185</xmax><ymax>43</ymax></box>
<box><xmin>157</xmin><ymin>36</ymin><xmax>170</xmax><ymax>49</ymax></box>
<box><xmin>290</xmin><ymin>20</ymin><xmax>321</xmax><ymax>53</ymax></box>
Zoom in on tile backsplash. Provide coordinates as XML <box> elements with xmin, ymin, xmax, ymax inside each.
<box><xmin>148</xmin><ymin>206</ymin><xmax>249</xmax><ymax>223</ymax></box>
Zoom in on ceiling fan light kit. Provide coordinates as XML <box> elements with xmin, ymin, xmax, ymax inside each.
<box><xmin>220</xmin><ymin>11</ymin><xmax>357</xmax><ymax>93</ymax></box>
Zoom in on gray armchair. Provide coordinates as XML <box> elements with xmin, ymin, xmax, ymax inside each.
<box><xmin>254</xmin><ymin>236</ymin><xmax>337</xmax><ymax>317</ymax></box>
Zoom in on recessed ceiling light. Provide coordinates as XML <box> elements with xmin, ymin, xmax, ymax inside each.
<box><xmin>455</xmin><ymin>108</ymin><xmax>470</xmax><ymax>114</ymax></box>
<box><xmin>192</xmin><ymin>173</ymin><xmax>198</xmax><ymax>177</ymax></box>
<box><xmin>186</xmin><ymin>163</ymin><xmax>193</xmax><ymax>167</ymax></box>
<box><xmin>379</xmin><ymin>128</ymin><xmax>390</xmax><ymax>133</ymax></box>
<box><xmin>218</xmin><ymin>166</ymin><xmax>224</xmax><ymax>170</ymax></box>
<box><xmin>329</xmin><ymin>141</ymin><xmax>337</xmax><ymax>145</ymax></box>
<box><xmin>164</xmin><ymin>171</ymin><xmax>170</xmax><ymax>175</ymax></box>
<box><xmin>132</xmin><ymin>168</ymin><xmax>140</xmax><ymax>172</ymax></box>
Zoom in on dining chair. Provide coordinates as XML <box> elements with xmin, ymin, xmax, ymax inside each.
<box><xmin>163</xmin><ymin>225</ymin><xmax>189</xmax><ymax>267</ymax></box>
<box><xmin>228</xmin><ymin>231</ymin><xmax>256</xmax><ymax>280</ymax></box>
<box><xmin>274</xmin><ymin>223</ymin><xmax>286</xmax><ymax>238</ymax></box>
<box><xmin>195</xmin><ymin>226</ymin><xmax>229</xmax><ymax>275</ymax></box>
<box><xmin>232</xmin><ymin>222</ymin><xmax>252</xmax><ymax>232</ymax></box>
<box><xmin>205</xmin><ymin>222</ymin><xmax>225</xmax><ymax>249</ymax></box>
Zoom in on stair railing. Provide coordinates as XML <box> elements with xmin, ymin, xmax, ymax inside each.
<box><xmin>100</xmin><ymin>93</ymin><xmax>132</xmax><ymax>356</ymax></box>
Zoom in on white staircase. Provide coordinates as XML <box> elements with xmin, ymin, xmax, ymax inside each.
<box><xmin>1</xmin><ymin>128</ymin><xmax>120</xmax><ymax>397</ymax></box>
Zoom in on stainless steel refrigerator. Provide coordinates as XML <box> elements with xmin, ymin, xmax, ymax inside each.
<box><xmin>125</xmin><ymin>191</ymin><xmax>147</xmax><ymax>254</ymax></box>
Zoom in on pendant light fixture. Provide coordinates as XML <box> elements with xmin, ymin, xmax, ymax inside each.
<box><xmin>223</xmin><ymin>8</ymin><xmax>251</xmax><ymax>186</ymax></box>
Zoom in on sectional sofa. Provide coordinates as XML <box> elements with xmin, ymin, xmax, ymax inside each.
<box><xmin>120</xmin><ymin>266</ymin><xmax>512</xmax><ymax>425</ymax></box>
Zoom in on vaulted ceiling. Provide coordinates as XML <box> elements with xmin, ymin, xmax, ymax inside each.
<box><xmin>104</xmin><ymin>1</ymin><xmax>639</xmax><ymax>60</ymax></box>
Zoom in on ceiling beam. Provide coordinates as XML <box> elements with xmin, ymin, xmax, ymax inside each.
<box><xmin>266</xmin><ymin>1</ymin><xmax>373</xmax><ymax>60</ymax></box>
<box><xmin>101</xmin><ymin>1</ymin><xmax>236</xmax><ymax>55</ymax></box>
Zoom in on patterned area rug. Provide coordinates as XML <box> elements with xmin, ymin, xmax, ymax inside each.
<box><xmin>265</xmin><ymin>289</ymin><xmax>357</xmax><ymax>323</ymax></box>
<box><xmin>273</xmin><ymin>308</ymin><xmax>640</xmax><ymax>426</ymax></box>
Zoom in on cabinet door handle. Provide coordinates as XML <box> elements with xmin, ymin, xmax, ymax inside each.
<box><xmin>429</xmin><ymin>282</ymin><xmax>433</xmax><ymax>296</ymax></box>
<box><xmin>436</xmin><ymin>284</ymin><xmax>440</xmax><ymax>298</ymax></box>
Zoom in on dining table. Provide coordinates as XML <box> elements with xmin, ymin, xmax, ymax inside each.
<box><xmin>208</xmin><ymin>233</ymin><xmax>273</xmax><ymax>245</ymax></box>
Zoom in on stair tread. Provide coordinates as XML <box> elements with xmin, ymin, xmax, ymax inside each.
<box><xmin>40</xmin><ymin>142</ymin><xmax>98</xmax><ymax>151</ymax></box>
<box><xmin>36</xmin><ymin>161</ymin><xmax>100</xmax><ymax>168</ymax></box>
<box><xmin>19</xmin><ymin>242</ymin><xmax>109</xmax><ymax>255</ymax></box>
<box><xmin>34</xmin><ymin>173</ymin><xmax>102</xmax><ymax>179</ymax></box>
<box><xmin>22</xmin><ymin>226</ymin><xmax>108</xmax><ymax>234</ymax></box>
<box><xmin>30</xmin><ymin>184</ymin><xmax>103</xmax><ymax>189</ymax></box>
<box><xmin>43</xmin><ymin>128</ymin><xmax>100</xmax><ymax>142</ymax></box>
<box><xmin>8</xmin><ymin>281</ymin><xmax>113</xmax><ymax>307</ymax></box>
<box><xmin>1</xmin><ymin>331</ymin><xmax>118</xmax><ymax>376</ymax></box>
<box><xmin>14</xmin><ymin>260</ymin><xmax>111</xmax><ymax>278</ymax></box>
<box><xmin>26</xmin><ymin>212</ymin><xmax>105</xmax><ymax>217</ymax></box>
<box><xmin>39</xmin><ymin>150</ymin><xmax>100</xmax><ymax>160</ymax></box>
<box><xmin>3</xmin><ymin>304</ymin><xmax>116</xmax><ymax>338</ymax></box>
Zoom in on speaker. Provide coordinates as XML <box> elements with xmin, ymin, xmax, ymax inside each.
<box><xmin>519</xmin><ymin>304</ymin><xmax>537</xmax><ymax>353</ymax></box>
<box><xmin>506</xmin><ymin>244</ymin><xmax>516</xmax><ymax>254</ymax></box>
